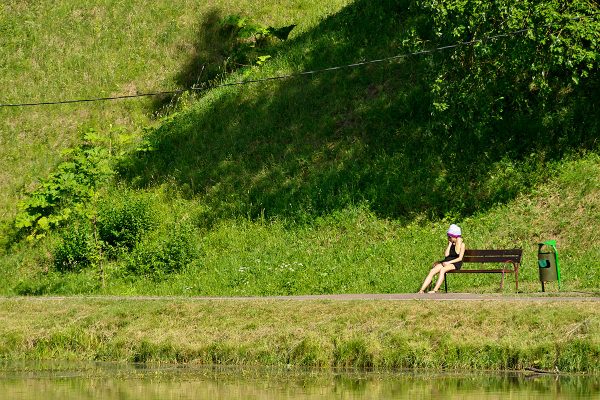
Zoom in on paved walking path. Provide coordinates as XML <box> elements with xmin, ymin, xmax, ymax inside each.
<box><xmin>4</xmin><ymin>292</ymin><xmax>599</xmax><ymax>302</ymax></box>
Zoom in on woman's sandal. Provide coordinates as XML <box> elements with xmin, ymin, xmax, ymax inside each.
<box><xmin>427</xmin><ymin>290</ymin><xmax>437</xmax><ymax>294</ymax></box>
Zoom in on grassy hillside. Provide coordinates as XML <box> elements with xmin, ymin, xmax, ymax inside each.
<box><xmin>0</xmin><ymin>0</ymin><xmax>350</xmax><ymax>225</ymax></box>
<box><xmin>123</xmin><ymin>0</ymin><xmax>599</xmax><ymax>222</ymax></box>
<box><xmin>1</xmin><ymin>0</ymin><xmax>599</xmax><ymax>296</ymax></box>
<box><xmin>4</xmin><ymin>154</ymin><xmax>598</xmax><ymax>296</ymax></box>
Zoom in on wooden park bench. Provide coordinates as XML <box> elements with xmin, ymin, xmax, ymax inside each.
<box><xmin>444</xmin><ymin>249</ymin><xmax>522</xmax><ymax>292</ymax></box>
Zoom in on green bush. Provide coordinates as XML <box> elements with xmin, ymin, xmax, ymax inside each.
<box><xmin>53</xmin><ymin>224</ymin><xmax>96</xmax><ymax>273</ymax></box>
<box><xmin>14</xmin><ymin>130</ymin><xmax>114</xmax><ymax>241</ymax></box>
<box><xmin>98</xmin><ymin>192</ymin><xmax>156</xmax><ymax>255</ymax></box>
<box><xmin>219</xmin><ymin>14</ymin><xmax>295</xmax><ymax>69</ymax></box>
<box><xmin>126</xmin><ymin>221</ymin><xmax>198</xmax><ymax>279</ymax></box>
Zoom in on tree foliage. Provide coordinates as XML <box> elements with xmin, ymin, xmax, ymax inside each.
<box><xmin>414</xmin><ymin>0</ymin><xmax>599</xmax><ymax>135</ymax></box>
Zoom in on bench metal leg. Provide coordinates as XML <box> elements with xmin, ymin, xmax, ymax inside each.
<box><xmin>444</xmin><ymin>276</ymin><xmax>448</xmax><ymax>293</ymax></box>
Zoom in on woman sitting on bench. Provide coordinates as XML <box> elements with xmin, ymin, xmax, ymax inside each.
<box><xmin>418</xmin><ymin>224</ymin><xmax>466</xmax><ymax>294</ymax></box>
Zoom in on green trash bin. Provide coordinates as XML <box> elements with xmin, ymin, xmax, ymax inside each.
<box><xmin>538</xmin><ymin>240</ymin><xmax>561</xmax><ymax>292</ymax></box>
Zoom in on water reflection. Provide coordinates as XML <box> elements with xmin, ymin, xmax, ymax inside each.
<box><xmin>0</xmin><ymin>363</ymin><xmax>598</xmax><ymax>400</ymax></box>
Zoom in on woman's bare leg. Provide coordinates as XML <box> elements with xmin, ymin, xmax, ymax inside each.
<box><xmin>430</xmin><ymin>263</ymin><xmax>456</xmax><ymax>293</ymax></box>
<box><xmin>418</xmin><ymin>263</ymin><xmax>443</xmax><ymax>293</ymax></box>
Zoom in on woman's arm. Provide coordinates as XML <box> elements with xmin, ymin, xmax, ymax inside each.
<box><xmin>444</xmin><ymin>240</ymin><xmax>452</xmax><ymax>257</ymax></box>
<box><xmin>456</xmin><ymin>239</ymin><xmax>465</xmax><ymax>261</ymax></box>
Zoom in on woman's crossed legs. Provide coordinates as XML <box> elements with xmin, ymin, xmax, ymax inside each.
<box><xmin>418</xmin><ymin>262</ymin><xmax>456</xmax><ymax>293</ymax></box>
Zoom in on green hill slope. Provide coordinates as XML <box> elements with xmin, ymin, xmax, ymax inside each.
<box><xmin>0</xmin><ymin>0</ymin><xmax>350</xmax><ymax>226</ymax></box>
<box><xmin>128</xmin><ymin>0</ymin><xmax>599</xmax><ymax>220</ymax></box>
<box><xmin>1</xmin><ymin>0</ymin><xmax>598</xmax><ymax>295</ymax></box>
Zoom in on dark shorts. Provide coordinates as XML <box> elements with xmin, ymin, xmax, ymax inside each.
<box><xmin>440</xmin><ymin>256</ymin><xmax>462</xmax><ymax>270</ymax></box>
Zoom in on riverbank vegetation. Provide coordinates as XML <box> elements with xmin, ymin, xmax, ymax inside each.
<box><xmin>0</xmin><ymin>299</ymin><xmax>598</xmax><ymax>372</ymax></box>
<box><xmin>1</xmin><ymin>0</ymin><xmax>599</xmax><ymax>296</ymax></box>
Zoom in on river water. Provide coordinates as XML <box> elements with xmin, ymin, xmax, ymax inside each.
<box><xmin>0</xmin><ymin>363</ymin><xmax>598</xmax><ymax>399</ymax></box>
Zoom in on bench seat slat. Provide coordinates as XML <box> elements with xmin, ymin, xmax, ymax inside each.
<box><xmin>447</xmin><ymin>269</ymin><xmax>513</xmax><ymax>274</ymax></box>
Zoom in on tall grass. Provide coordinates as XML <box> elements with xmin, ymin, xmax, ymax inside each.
<box><xmin>0</xmin><ymin>298</ymin><xmax>598</xmax><ymax>372</ymax></box>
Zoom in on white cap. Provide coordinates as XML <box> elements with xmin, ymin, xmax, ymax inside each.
<box><xmin>447</xmin><ymin>224</ymin><xmax>462</xmax><ymax>237</ymax></box>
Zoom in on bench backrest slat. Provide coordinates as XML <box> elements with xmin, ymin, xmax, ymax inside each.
<box><xmin>463</xmin><ymin>249</ymin><xmax>522</xmax><ymax>263</ymax></box>
<box><xmin>464</xmin><ymin>249</ymin><xmax>522</xmax><ymax>257</ymax></box>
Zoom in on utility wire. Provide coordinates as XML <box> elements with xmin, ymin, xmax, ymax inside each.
<box><xmin>1</xmin><ymin>13</ymin><xmax>597</xmax><ymax>109</ymax></box>
<box><xmin>0</xmin><ymin>28</ymin><xmax>529</xmax><ymax>108</ymax></box>
<box><xmin>0</xmin><ymin>90</ymin><xmax>189</xmax><ymax>108</ymax></box>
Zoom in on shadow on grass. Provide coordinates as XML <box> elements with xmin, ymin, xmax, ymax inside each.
<box><xmin>124</xmin><ymin>0</ymin><xmax>600</xmax><ymax>222</ymax></box>
<box><xmin>150</xmin><ymin>8</ymin><xmax>236</xmax><ymax>114</ymax></box>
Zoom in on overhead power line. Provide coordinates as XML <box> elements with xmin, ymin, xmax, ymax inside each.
<box><xmin>0</xmin><ymin>13</ymin><xmax>597</xmax><ymax>109</ymax></box>
<box><xmin>0</xmin><ymin>90</ymin><xmax>191</xmax><ymax>108</ymax></box>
